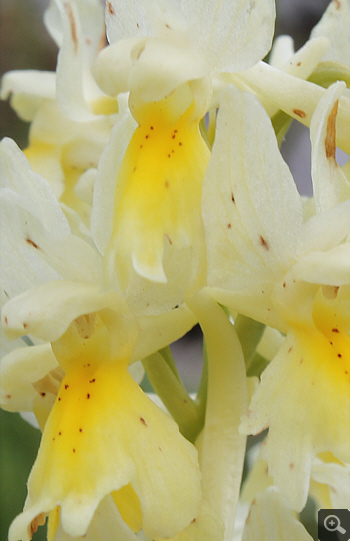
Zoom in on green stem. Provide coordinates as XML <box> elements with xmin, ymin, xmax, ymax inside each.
<box><xmin>187</xmin><ymin>292</ymin><xmax>248</xmax><ymax>541</ymax></box>
<box><xmin>234</xmin><ymin>314</ymin><xmax>265</xmax><ymax>371</ymax></box>
<box><xmin>142</xmin><ymin>351</ymin><xmax>202</xmax><ymax>443</ymax></box>
<box><xmin>159</xmin><ymin>345</ymin><xmax>182</xmax><ymax>381</ymax></box>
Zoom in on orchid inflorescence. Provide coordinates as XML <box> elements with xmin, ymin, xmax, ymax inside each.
<box><xmin>0</xmin><ymin>1</ymin><xmax>349</xmax><ymax>540</ymax></box>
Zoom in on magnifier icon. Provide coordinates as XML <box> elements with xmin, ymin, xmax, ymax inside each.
<box><xmin>324</xmin><ymin>514</ymin><xmax>346</xmax><ymax>534</ymax></box>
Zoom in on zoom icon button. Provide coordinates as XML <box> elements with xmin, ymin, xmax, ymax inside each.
<box><xmin>318</xmin><ymin>509</ymin><xmax>350</xmax><ymax>540</ymax></box>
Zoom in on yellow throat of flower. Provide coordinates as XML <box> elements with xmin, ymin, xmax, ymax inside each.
<box><xmin>13</xmin><ymin>314</ymin><xmax>201</xmax><ymax>540</ymax></box>
<box><xmin>105</xmin><ymin>84</ymin><xmax>210</xmax><ymax>288</ymax></box>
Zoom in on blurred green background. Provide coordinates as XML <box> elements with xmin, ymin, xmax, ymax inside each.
<box><xmin>0</xmin><ymin>0</ymin><xmax>331</xmax><ymax>539</ymax></box>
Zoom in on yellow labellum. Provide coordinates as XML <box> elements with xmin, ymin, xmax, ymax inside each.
<box><xmin>106</xmin><ymin>86</ymin><xmax>210</xmax><ymax>285</ymax></box>
<box><xmin>112</xmin><ymin>484</ymin><xmax>142</xmax><ymax>533</ymax></box>
<box><xmin>10</xmin><ymin>318</ymin><xmax>201</xmax><ymax>539</ymax></box>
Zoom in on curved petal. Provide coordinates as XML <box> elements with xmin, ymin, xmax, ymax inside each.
<box><xmin>91</xmin><ymin>99</ymin><xmax>137</xmax><ymax>255</ymax></box>
<box><xmin>0</xmin><ymin>344</ymin><xmax>58</xmax><ymax>412</ymax></box>
<box><xmin>0</xmin><ymin>70</ymin><xmax>56</xmax><ymax>121</ymax></box>
<box><xmin>292</xmin><ymin>243</ymin><xmax>350</xmax><ymax>286</ymax></box>
<box><xmin>240</xmin><ymin>286</ymin><xmax>350</xmax><ymax>510</ymax></box>
<box><xmin>204</xmin><ymin>86</ymin><xmax>302</xmax><ymax>324</ymax></box>
<box><xmin>1</xmin><ymin>281</ymin><xmax>126</xmax><ymax>342</ymax></box>
<box><xmin>181</xmin><ymin>0</ymin><xmax>275</xmax><ymax>73</ymax></box>
<box><xmin>310</xmin><ymin>0</ymin><xmax>350</xmax><ymax>64</ymax></box>
<box><xmin>105</xmin><ymin>0</ymin><xmax>276</xmax><ymax>75</ymax></box>
<box><xmin>9</xmin><ymin>319</ymin><xmax>201</xmax><ymax>540</ymax></box>
<box><xmin>242</xmin><ymin>487</ymin><xmax>313</xmax><ymax>541</ymax></box>
<box><xmin>311</xmin><ymin>81</ymin><xmax>350</xmax><ymax>211</ymax></box>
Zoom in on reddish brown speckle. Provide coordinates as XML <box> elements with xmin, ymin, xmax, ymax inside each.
<box><xmin>87</xmin><ymin>393</ymin><xmax>90</xmax><ymax>399</ymax></box>
<box><xmin>293</xmin><ymin>109</ymin><xmax>306</xmax><ymax>119</ymax></box>
<box><xmin>65</xmin><ymin>384</ymin><xmax>69</xmax><ymax>390</ymax></box>
<box><xmin>325</xmin><ymin>101</ymin><xmax>338</xmax><ymax>159</ymax></box>
<box><xmin>231</xmin><ymin>192</ymin><xmax>235</xmax><ymax>203</ymax></box>
<box><xmin>259</xmin><ymin>235</ymin><xmax>269</xmax><ymax>250</ymax></box>
<box><xmin>58</xmin><ymin>397</ymin><xmax>61</xmax><ymax>401</ymax></box>
<box><xmin>89</xmin><ymin>379</ymin><xmax>96</xmax><ymax>383</ymax></box>
<box><xmin>59</xmin><ymin>432</ymin><xmax>62</xmax><ymax>436</ymax></box>
<box><xmin>164</xmin><ymin>234</ymin><xmax>173</xmax><ymax>245</ymax></box>
<box><xmin>107</xmin><ymin>2</ymin><xmax>115</xmax><ymax>15</ymax></box>
<box><xmin>283</xmin><ymin>282</ymin><xmax>286</xmax><ymax>288</ymax></box>
<box><xmin>165</xmin><ymin>181</ymin><xmax>169</xmax><ymax>188</ymax></box>
<box><xmin>296</xmin><ymin>62</ymin><xmax>301</xmax><ymax>66</ymax></box>
<box><xmin>23</xmin><ymin>323</ymin><xmax>27</xmax><ymax>329</ymax></box>
<box><xmin>227</xmin><ymin>223</ymin><xmax>232</xmax><ymax>229</ymax></box>
<box><xmin>64</xmin><ymin>2</ymin><xmax>78</xmax><ymax>52</ymax></box>
<box><xmin>332</xmin><ymin>328</ymin><xmax>339</xmax><ymax>333</ymax></box>
<box><xmin>6</xmin><ymin>394</ymin><xmax>11</xmax><ymax>399</ymax></box>
<box><xmin>289</xmin><ymin>463</ymin><xmax>295</xmax><ymax>470</ymax></box>
<box><xmin>26</xmin><ymin>238</ymin><xmax>39</xmax><ymax>249</ymax></box>
<box><xmin>140</xmin><ymin>417</ymin><xmax>147</xmax><ymax>426</ymax></box>
<box><xmin>4</xmin><ymin>316</ymin><xmax>8</xmax><ymax>324</ymax></box>
<box><xmin>179</xmin><ymin>142</ymin><xmax>182</xmax><ymax>146</ymax></box>
<box><xmin>73</xmin><ymin>448</ymin><xmax>76</xmax><ymax>453</ymax></box>
<box><xmin>338</xmin><ymin>353</ymin><xmax>342</xmax><ymax>358</ymax></box>
<box><xmin>79</xmin><ymin>428</ymin><xmax>83</xmax><ymax>432</ymax></box>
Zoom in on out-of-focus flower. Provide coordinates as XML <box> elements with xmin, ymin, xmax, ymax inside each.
<box><xmin>203</xmin><ymin>82</ymin><xmax>350</xmax><ymax>511</ymax></box>
<box><xmin>0</xmin><ymin>0</ymin><xmax>120</xmax><ymax>226</ymax></box>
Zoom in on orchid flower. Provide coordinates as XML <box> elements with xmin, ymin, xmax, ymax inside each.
<box><xmin>90</xmin><ymin>0</ymin><xmax>276</xmax><ymax>292</ymax></box>
<box><xmin>203</xmin><ymin>82</ymin><xmax>350</xmax><ymax>512</ymax></box>
<box><xmin>0</xmin><ymin>138</ymin><xmax>203</xmax><ymax>540</ymax></box>
<box><xmin>0</xmin><ymin>0</ymin><xmax>119</xmax><ymax>224</ymax></box>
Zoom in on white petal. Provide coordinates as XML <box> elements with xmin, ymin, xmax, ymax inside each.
<box><xmin>298</xmin><ymin>199</ymin><xmax>350</xmax><ymax>257</ymax></box>
<box><xmin>292</xmin><ymin>243</ymin><xmax>350</xmax><ymax>286</ymax></box>
<box><xmin>311</xmin><ymin>81</ymin><xmax>350</xmax><ymax>211</ymax></box>
<box><xmin>182</xmin><ymin>0</ymin><xmax>275</xmax><ymax>73</ymax></box>
<box><xmin>204</xmin><ymin>86</ymin><xmax>302</xmax><ymax>323</ymax></box>
<box><xmin>0</xmin><ymin>138</ymin><xmax>69</xmax><ymax>233</ymax></box>
<box><xmin>2</xmin><ymin>281</ymin><xmax>126</xmax><ymax>342</ymax></box>
<box><xmin>0</xmin><ymin>70</ymin><xmax>56</xmax><ymax>121</ymax></box>
<box><xmin>268</xmin><ymin>35</ymin><xmax>294</xmax><ymax>69</ymax></box>
<box><xmin>236</xmin><ymin>62</ymin><xmax>350</xmax><ymax>153</ymax></box>
<box><xmin>106</xmin><ymin>0</ymin><xmax>276</xmax><ymax>73</ymax></box>
<box><xmin>49</xmin><ymin>0</ymin><xmax>106</xmax><ymax>121</ymax></box>
<box><xmin>91</xmin><ymin>103</ymin><xmax>137</xmax><ymax>255</ymax></box>
<box><xmin>310</xmin><ymin>0</ymin><xmax>350</xmax><ymax>64</ymax></box>
<box><xmin>242</xmin><ymin>487</ymin><xmax>313</xmax><ymax>541</ymax></box>
<box><xmin>0</xmin><ymin>344</ymin><xmax>58</xmax><ymax>412</ymax></box>
<box><xmin>133</xmin><ymin>306</ymin><xmax>197</xmax><ymax>362</ymax></box>
<box><xmin>105</xmin><ymin>0</ymin><xmax>188</xmax><ymax>43</ymax></box>
<box><xmin>312</xmin><ymin>458</ymin><xmax>350</xmax><ymax>510</ymax></box>
<box><xmin>128</xmin><ymin>38</ymin><xmax>209</xmax><ymax>102</ymax></box>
